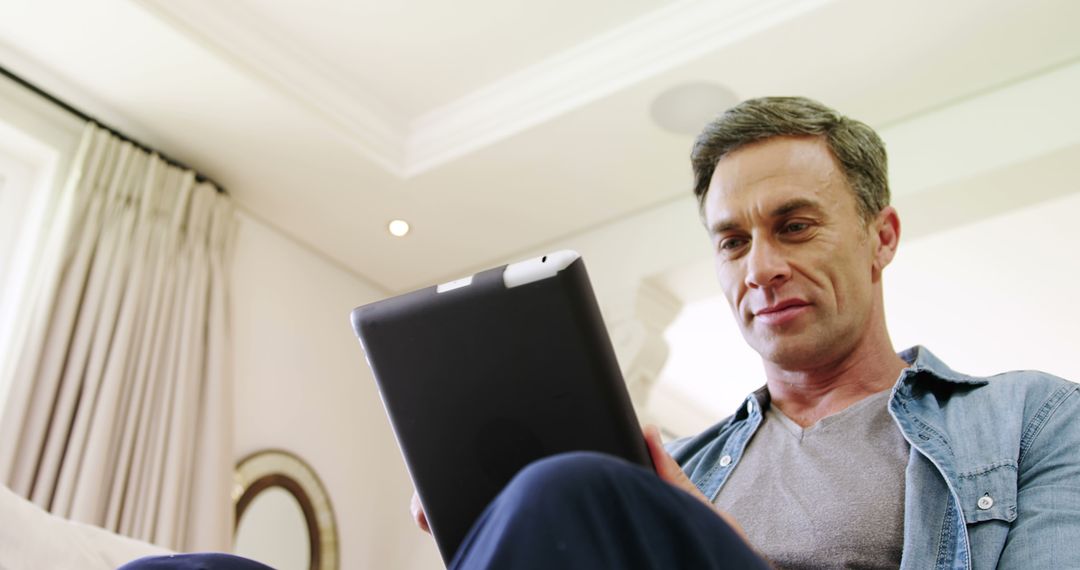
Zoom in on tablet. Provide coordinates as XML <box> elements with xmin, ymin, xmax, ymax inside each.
<box><xmin>349</xmin><ymin>250</ymin><xmax>651</xmax><ymax>564</ymax></box>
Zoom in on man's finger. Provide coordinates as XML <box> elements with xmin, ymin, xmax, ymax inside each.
<box><xmin>643</xmin><ymin>425</ymin><xmax>705</xmax><ymax>499</ymax></box>
<box><xmin>411</xmin><ymin>491</ymin><xmax>430</xmax><ymax>534</ymax></box>
<box><xmin>642</xmin><ymin>425</ymin><xmax>750</xmax><ymax>541</ymax></box>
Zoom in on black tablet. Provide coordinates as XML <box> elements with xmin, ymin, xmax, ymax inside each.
<box><xmin>349</xmin><ymin>250</ymin><xmax>651</xmax><ymax>564</ymax></box>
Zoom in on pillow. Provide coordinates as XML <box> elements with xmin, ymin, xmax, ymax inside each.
<box><xmin>0</xmin><ymin>483</ymin><xmax>171</xmax><ymax>569</ymax></box>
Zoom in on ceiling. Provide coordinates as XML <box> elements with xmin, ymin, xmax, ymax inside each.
<box><xmin>1</xmin><ymin>0</ymin><xmax>1079</xmax><ymax>298</ymax></box>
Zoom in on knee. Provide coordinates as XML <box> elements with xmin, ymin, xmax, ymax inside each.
<box><xmin>504</xmin><ymin>451</ymin><xmax>639</xmax><ymax>503</ymax></box>
<box><xmin>119</xmin><ymin>553</ymin><xmax>275</xmax><ymax>570</ymax></box>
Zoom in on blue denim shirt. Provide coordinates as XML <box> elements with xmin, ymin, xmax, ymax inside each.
<box><xmin>668</xmin><ymin>346</ymin><xmax>1080</xmax><ymax>570</ymax></box>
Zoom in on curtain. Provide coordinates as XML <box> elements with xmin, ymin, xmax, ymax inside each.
<box><xmin>0</xmin><ymin>124</ymin><xmax>237</xmax><ymax>552</ymax></box>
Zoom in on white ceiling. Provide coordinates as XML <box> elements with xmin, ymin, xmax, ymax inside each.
<box><xmin>188</xmin><ymin>0</ymin><xmax>682</xmax><ymax>118</ymax></box>
<box><xmin>1</xmin><ymin>0</ymin><xmax>1079</xmax><ymax>297</ymax></box>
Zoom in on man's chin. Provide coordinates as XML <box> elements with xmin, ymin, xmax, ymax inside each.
<box><xmin>751</xmin><ymin>337</ymin><xmax>829</xmax><ymax>371</ymax></box>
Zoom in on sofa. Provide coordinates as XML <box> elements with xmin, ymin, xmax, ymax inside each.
<box><xmin>0</xmin><ymin>483</ymin><xmax>171</xmax><ymax>569</ymax></box>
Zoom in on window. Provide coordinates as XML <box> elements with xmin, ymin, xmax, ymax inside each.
<box><xmin>0</xmin><ymin>72</ymin><xmax>82</xmax><ymax>417</ymax></box>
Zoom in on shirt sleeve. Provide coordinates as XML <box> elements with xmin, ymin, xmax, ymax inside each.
<box><xmin>997</xmin><ymin>383</ymin><xmax>1080</xmax><ymax>568</ymax></box>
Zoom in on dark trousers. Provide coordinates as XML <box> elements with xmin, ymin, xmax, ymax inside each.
<box><xmin>121</xmin><ymin>452</ymin><xmax>768</xmax><ymax>570</ymax></box>
<box><xmin>118</xmin><ymin>554</ymin><xmax>274</xmax><ymax>570</ymax></box>
<box><xmin>449</xmin><ymin>451</ymin><xmax>769</xmax><ymax>569</ymax></box>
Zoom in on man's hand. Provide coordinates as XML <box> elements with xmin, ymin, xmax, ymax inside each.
<box><xmin>643</xmin><ymin>424</ymin><xmax>747</xmax><ymax>541</ymax></box>
<box><xmin>411</xmin><ymin>491</ymin><xmax>430</xmax><ymax>534</ymax></box>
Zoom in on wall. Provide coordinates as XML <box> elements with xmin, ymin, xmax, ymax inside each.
<box><xmin>652</xmin><ymin>190</ymin><xmax>1080</xmax><ymax>436</ymax></box>
<box><xmin>646</xmin><ymin>61</ymin><xmax>1080</xmax><ymax>436</ymax></box>
<box><xmin>884</xmin><ymin>190</ymin><xmax>1080</xmax><ymax>381</ymax></box>
<box><xmin>230</xmin><ymin>211</ymin><xmax>442</xmax><ymax>569</ymax></box>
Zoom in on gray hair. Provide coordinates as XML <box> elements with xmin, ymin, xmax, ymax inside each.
<box><xmin>690</xmin><ymin>96</ymin><xmax>889</xmax><ymax>223</ymax></box>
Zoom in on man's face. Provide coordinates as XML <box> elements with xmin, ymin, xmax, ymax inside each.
<box><xmin>702</xmin><ymin>136</ymin><xmax>881</xmax><ymax>370</ymax></box>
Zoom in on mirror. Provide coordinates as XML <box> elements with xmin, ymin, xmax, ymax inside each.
<box><xmin>233</xmin><ymin>450</ymin><xmax>338</xmax><ymax>570</ymax></box>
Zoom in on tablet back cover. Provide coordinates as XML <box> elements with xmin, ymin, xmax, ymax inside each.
<box><xmin>350</xmin><ymin>257</ymin><xmax>650</xmax><ymax>564</ymax></box>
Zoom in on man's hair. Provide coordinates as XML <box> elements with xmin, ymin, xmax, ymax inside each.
<box><xmin>690</xmin><ymin>96</ymin><xmax>889</xmax><ymax>223</ymax></box>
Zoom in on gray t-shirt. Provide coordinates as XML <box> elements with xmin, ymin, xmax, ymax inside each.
<box><xmin>714</xmin><ymin>390</ymin><xmax>909</xmax><ymax>570</ymax></box>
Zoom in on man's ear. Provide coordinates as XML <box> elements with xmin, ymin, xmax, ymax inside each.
<box><xmin>871</xmin><ymin>206</ymin><xmax>901</xmax><ymax>279</ymax></box>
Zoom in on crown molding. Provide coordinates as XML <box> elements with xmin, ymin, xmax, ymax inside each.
<box><xmin>136</xmin><ymin>0</ymin><xmax>408</xmax><ymax>175</ymax></box>
<box><xmin>137</xmin><ymin>0</ymin><xmax>830</xmax><ymax>178</ymax></box>
<box><xmin>406</xmin><ymin>0</ymin><xmax>831</xmax><ymax>176</ymax></box>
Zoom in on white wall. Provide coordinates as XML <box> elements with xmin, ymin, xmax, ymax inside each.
<box><xmin>230</xmin><ymin>211</ymin><xmax>442</xmax><ymax>570</ymax></box>
<box><xmin>647</xmin><ymin>60</ymin><xmax>1080</xmax><ymax>436</ymax></box>
<box><xmin>885</xmin><ymin>191</ymin><xmax>1080</xmax><ymax>381</ymax></box>
<box><xmin>651</xmin><ymin>190</ymin><xmax>1080</xmax><ymax>436</ymax></box>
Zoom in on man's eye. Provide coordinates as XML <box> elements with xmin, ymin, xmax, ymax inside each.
<box><xmin>719</xmin><ymin>237</ymin><xmax>747</xmax><ymax>251</ymax></box>
<box><xmin>782</xmin><ymin>222</ymin><xmax>810</xmax><ymax>234</ymax></box>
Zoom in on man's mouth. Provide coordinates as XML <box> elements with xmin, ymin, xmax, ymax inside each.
<box><xmin>753</xmin><ymin>300</ymin><xmax>811</xmax><ymax>325</ymax></box>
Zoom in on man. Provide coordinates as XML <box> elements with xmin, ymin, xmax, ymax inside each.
<box><xmin>127</xmin><ymin>97</ymin><xmax>1080</xmax><ymax>569</ymax></box>
<box><xmin>415</xmin><ymin>97</ymin><xmax>1080</xmax><ymax>569</ymax></box>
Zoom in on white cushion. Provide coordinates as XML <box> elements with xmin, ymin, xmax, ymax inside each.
<box><xmin>0</xmin><ymin>483</ymin><xmax>171</xmax><ymax>569</ymax></box>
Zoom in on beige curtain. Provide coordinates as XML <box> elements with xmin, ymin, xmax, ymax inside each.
<box><xmin>0</xmin><ymin>124</ymin><xmax>237</xmax><ymax>552</ymax></box>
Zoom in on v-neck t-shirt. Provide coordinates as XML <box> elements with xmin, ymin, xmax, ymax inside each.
<box><xmin>713</xmin><ymin>390</ymin><xmax>910</xmax><ymax>570</ymax></box>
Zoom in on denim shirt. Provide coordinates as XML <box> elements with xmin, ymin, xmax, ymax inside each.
<box><xmin>668</xmin><ymin>346</ymin><xmax>1080</xmax><ymax>570</ymax></box>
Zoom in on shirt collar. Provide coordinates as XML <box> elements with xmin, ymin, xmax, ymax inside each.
<box><xmin>731</xmin><ymin>386</ymin><xmax>769</xmax><ymax>421</ymax></box>
<box><xmin>897</xmin><ymin>345</ymin><xmax>988</xmax><ymax>386</ymax></box>
<box><xmin>736</xmin><ymin>345</ymin><xmax>988</xmax><ymax>418</ymax></box>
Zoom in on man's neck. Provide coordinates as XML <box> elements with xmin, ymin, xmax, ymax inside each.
<box><xmin>763</xmin><ymin>338</ymin><xmax>908</xmax><ymax>428</ymax></box>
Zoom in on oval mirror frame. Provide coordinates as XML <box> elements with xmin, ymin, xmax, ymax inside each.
<box><xmin>234</xmin><ymin>450</ymin><xmax>339</xmax><ymax>570</ymax></box>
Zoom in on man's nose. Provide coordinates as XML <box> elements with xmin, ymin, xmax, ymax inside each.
<box><xmin>744</xmin><ymin>239</ymin><xmax>791</xmax><ymax>289</ymax></box>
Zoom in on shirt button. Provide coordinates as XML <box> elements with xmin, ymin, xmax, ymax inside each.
<box><xmin>746</xmin><ymin>401</ymin><xmax>754</xmax><ymax>414</ymax></box>
<box><xmin>719</xmin><ymin>455</ymin><xmax>732</xmax><ymax>467</ymax></box>
<box><xmin>977</xmin><ymin>495</ymin><xmax>994</xmax><ymax>510</ymax></box>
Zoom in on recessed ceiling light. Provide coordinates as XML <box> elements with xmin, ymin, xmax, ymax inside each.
<box><xmin>650</xmin><ymin>82</ymin><xmax>739</xmax><ymax>135</ymax></box>
<box><xmin>388</xmin><ymin>219</ymin><xmax>410</xmax><ymax>237</ymax></box>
